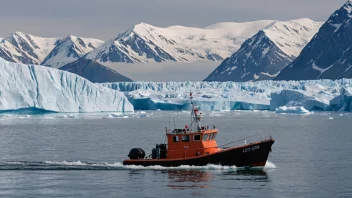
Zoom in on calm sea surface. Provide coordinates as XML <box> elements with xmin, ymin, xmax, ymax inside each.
<box><xmin>0</xmin><ymin>111</ymin><xmax>351</xmax><ymax>198</ymax></box>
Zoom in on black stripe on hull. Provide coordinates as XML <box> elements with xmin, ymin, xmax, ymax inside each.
<box><xmin>123</xmin><ymin>140</ymin><xmax>274</xmax><ymax>167</ymax></box>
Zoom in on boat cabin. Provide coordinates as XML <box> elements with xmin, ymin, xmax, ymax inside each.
<box><xmin>151</xmin><ymin>95</ymin><xmax>221</xmax><ymax>160</ymax></box>
<box><xmin>166</xmin><ymin>127</ymin><xmax>220</xmax><ymax>159</ymax></box>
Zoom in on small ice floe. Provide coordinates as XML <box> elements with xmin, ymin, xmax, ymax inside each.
<box><xmin>103</xmin><ymin>114</ymin><xmax>114</xmax><ymax>119</ymax></box>
<box><xmin>275</xmin><ymin>106</ymin><xmax>311</xmax><ymax>114</ymax></box>
<box><xmin>103</xmin><ymin>113</ymin><xmax>129</xmax><ymax>119</ymax></box>
<box><xmin>111</xmin><ymin>113</ymin><xmax>123</xmax><ymax>117</ymax></box>
<box><xmin>209</xmin><ymin>111</ymin><xmax>223</xmax><ymax>117</ymax></box>
<box><xmin>55</xmin><ymin>114</ymin><xmax>77</xmax><ymax>119</ymax></box>
<box><xmin>67</xmin><ymin>114</ymin><xmax>77</xmax><ymax>118</ymax></box>
<box><xmin>138</xmin><ymin>111</ymin><xmax>148</xmax><ymax>118</ymax></box>
<box><xmin>55</xmin><ymin>114</ymin><xmax>68</xmax><ymax>118</ymax></box>
<box><xmin>329</xmin><ymin>117</ymin><xmax>334</xmax><ymax>120</ymax></box>
<box><xmin>19</xmin><ymin>115</ymin><xmax>31</xmax><ymax>119</ymax></box>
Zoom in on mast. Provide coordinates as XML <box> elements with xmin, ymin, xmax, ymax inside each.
<box><xmin>189</xmin><ymin>91</ymin><xmax>202</xmax><ymax>131</ymax></box>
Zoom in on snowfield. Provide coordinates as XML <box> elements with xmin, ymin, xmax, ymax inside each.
<box><xmin>85</xmin><ymin>21</ymin><xmax>275</xmax><ymax>64</ymax></box>
<box><xmin>101</xmin><ymin>80</ymin><xmax>352</xmax><ymax>112</ymax></box>
<box><xmin>0</xmin><ymin>58</ymin><xmax>133</xmax><ymax>113</ymax></box>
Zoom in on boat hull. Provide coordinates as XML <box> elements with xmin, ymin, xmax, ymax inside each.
<box><xmin>123</xmin><ymin>139</ymin><xmax>274</xmax><ymax>167</ymax></box>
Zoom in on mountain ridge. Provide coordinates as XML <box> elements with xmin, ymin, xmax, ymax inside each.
<box><xmin>205</xmin><ymin>18</ymin><xmax>321</xmax><ymax>82</ymax></box>
<box><xmin>275</xmin><ymin>0</ymin><xmax>352</xmax><ymax>80</ymax></box>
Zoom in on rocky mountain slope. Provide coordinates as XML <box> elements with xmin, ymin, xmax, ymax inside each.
<box><xmin>205</xmin><ymin>19</ymin><xmax>321</xmax><ymax>82</ymax></box>
<box><xmin>275</xmin><ymin>0</ymin><xmax>352</xmax><ymax>80</ymax></box>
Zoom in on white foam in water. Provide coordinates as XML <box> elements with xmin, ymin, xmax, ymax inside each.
<box><xmin>113</xmin><ymin>163</ymin><xmax>238</xmax><ymax>170</ymax></box>
<box><xmin>40</xmin><ymin>160</ymin><xmax>276</xmax><ymax>170</ymax></box>
<box><xmin>45</xmin><ymin>160</ymin><xmax>87</xmax><ymax>166</ymax></box>
<box><xmin>2</xmin><ymin>160</ymin><xmax>277</xmax><ymax>171</ymax></box>
<box><xmin>264</xmin><ymin>161</ymin><xmax>277</xmax><ymax>169</ymax></box>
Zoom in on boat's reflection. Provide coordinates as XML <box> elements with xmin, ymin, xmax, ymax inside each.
<box><xmin>166</xmin><ymin>170</ymin><xmax>213</xmax><ymax>189</ymax></box>
<box><xmin>165</xmin><ymin>169</ymin><xmax>268</xmax><ymax>189</ymax></box>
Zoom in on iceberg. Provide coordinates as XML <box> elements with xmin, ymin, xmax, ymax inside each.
<box><xmin>329</xmin><ymin>88</ymin><xmax>352</xmax><ymax>111</ymax></box>
<box><xmin>101</xmin><ymin>79</ymin><xmax>352</xmax><ymax>112</ymax></box>
<box><xmin>0</xmin><ymin>58</ymin><xmax>133</xmax><ymax>113</ymax></box>
<box><xmin>275</xmin><ymin>106</ymin><xmax>311</xmax><ymax>114</ymax></box>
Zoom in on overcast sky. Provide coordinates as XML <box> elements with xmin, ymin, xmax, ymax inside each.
<box><xmin>0</xmin><ymin>0</ymin><xmax>347</xmax><ymax>40</ymax></box>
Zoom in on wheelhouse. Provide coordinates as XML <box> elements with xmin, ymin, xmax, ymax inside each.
<box><xmin>160</xmin><ymin>93</ymin><xmax>221</xmax><ymax>159</ymax></box>
<box><xmin>166</xmin><ymin>128</ymin><xmax>220</xmax><ymax>159</ymax></box>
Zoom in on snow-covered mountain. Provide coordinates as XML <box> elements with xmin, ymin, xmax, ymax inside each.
<box><xmin>205</xmin><ymin>18</ymin><xmax>321</xmax><ymax>82</ymax></box>
<box><xmin>60</xmin><ymin>58</ymin><xmax>132</xmax><ymax>83</ymax></box>
<box><xmin>42</xmin><ymin>35</ymin><xmax>103</xmax><ymax>68</ymax></box>
<box><xmin>85</xmin><ymin>21</ymin><xmax>275</xmax><ymax>64</ymax></box>
<box><xmin>0</xmin><ymin>32</ymin><xmax>59</xmax><ymax>64</ymax></box>
<box><xmin>0</xmin><ymin>57</ymin><xmax>133</xmax><ymax>113</ymax></box>
<box><xmin>275</xmin><ymin>0</ymin><xmax>352</xmax><ymax>80</ymax></box>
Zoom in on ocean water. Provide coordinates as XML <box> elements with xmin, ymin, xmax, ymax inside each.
<box><xmin>0</xmin><ymin>111</ymin><xmax>351</xmax><ymax>197</ymax></box>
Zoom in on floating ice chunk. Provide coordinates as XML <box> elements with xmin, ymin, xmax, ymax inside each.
<box><xmin>329</xmin><ymin>117</ymin><xmax>334</xmax><ymax>120</ymax></box>
<box><xmin>209</xmin><ymin>112</ymin><xmax>223</xmax><ymax>117</ymax></box>
<box><xmin>275</xmin><ymin>106</ymin><xmax>311</xmax><ymax>114</ymax></box>
<box><xmin>56</xmin><ymin>114</ymin><xmax>68</xmax><ymax>118</ymax></box>
<box><xmin>0</xmin><ymin>58</ymin><xmax>133</xmax><ymax>113</ymax></box>
<box><xmin>330</xmin><ymin>88</ymin><xmax>352</xmax><ymax>111</ymax></box>
<box><xmin>111</xmin><ymin>113</ymin><xmax>123</xmax><ymax>117</ymax></box>
<box><xmin>271</xmin><ymin>90</ymin><xmax>330</xmax><ymax>111</ymax></box>
<box><xmin>138</xmin><ymin>111</ymin><xmax>148</xmax><ymax>118</ymax></box>
<box><xmin>103</xmin><ymin>114</ymin><xmax>114</xmax><ymax>119</ymax></box>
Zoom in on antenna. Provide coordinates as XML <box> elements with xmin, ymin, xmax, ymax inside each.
<box><xmin>173</xmin><ymin>116</ymin><xmax>176</xmax><ymax>129</ymax></box>
<box><xmin>169</xmin><ymin>113</ymin><xmax>172</xmax><ymax>131</ymax></box>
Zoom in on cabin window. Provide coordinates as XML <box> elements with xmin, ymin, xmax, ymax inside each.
<box><xmin>194</xmin><ymin>134</ymin><xmax>201</xmax><ymax>141</ymax></box>
<box><xmin>173</xmin><ymin>136</ymin><xmax>179</xmax><ymax>142</ymax></box>
<box><xmin>211</xmin><ymin>133</ymin><xmax>216</xmax><ymax>140</ymax></box>
<box><xmin>203</xmin><ymin>134</ymin><xmax>208</xmax><ymax>141</ymax></box>
<box><xmin>182</xmin><ymin>135</ymin><xmax>190</xmax><ymax>142</ymax></box>
<box><xmin>209</xmin><ymin>133</ymin><xmax>216</xmax><ymax>140</ymax></box>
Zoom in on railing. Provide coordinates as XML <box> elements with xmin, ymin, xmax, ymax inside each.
<box><xmin>219</xmin><ymin>134</ymin><xmax>272</xmax><ymax>149</ymax></box>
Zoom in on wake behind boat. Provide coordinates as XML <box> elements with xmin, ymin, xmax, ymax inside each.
<box><xmin>123</xmin><ymin>92</ymin><xmax>274</xmax><ymax>167</ymax></box>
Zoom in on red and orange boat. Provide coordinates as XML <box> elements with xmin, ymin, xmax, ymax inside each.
<box><xmin>123</xmin><ymin>92</ymin><xmax>274</xmax><ymax>167</ymax></box>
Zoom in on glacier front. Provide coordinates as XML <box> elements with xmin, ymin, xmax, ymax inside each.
<box><xmin>0</xmin><ymin>58</ymin><xmax>133</xmax><ymax>113</ymax></box>
<box><xmin>101</xmin><ymin>80</ymin><xmax>352</xmax><ymax>112</ymax></box>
